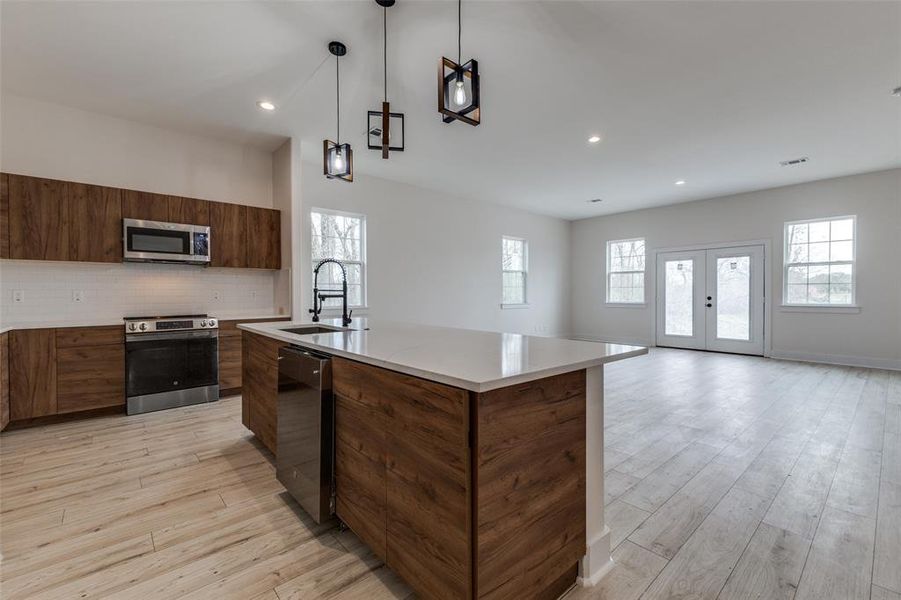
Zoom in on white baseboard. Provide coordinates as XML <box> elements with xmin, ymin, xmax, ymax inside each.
<box><xmin>769</xmin><ymin>349</ymin><xmax>901</xmax><ymax>371</ymax></box>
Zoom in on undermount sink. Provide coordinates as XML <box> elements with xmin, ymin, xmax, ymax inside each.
<box><xmin>281</xmin><ymin>326</ymin><xmax>344</xmax><ymax>335</ymax></box>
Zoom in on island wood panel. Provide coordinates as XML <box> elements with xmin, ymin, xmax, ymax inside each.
<box><xmin>8</xmin><ymin>329</ymin><xmax>57</xmax><ymax>420</ymax></box>
<box><xmin>246</xmin><ymin>206</ymin><xmax>281</xmax><ymax>269</ymax></box>
<box><xmin>67</xmin><ymin>182</ymin><xmax>123</xmax><ymax>263</ymax></box>
<box><xmin>55</xmin><ymin>325</ymin><xmax>124</xmax><ymax>348</ymax></box>
<box><xmin>240</xmin><ymin>331</ymin><xmax>286</xmax><ymax>453</ymax></box>
<box><xmin>121</xmin><ymin>189</ymin><xmax>169</xmax><ymax>221</ymax></box>
<box><xmin>56</xmin><ymin>344</ymin><xmax>125</xmax><ymax>413</ymax></box>
<box><xmin>218</xmin><ymin>334</ymin><xmax>243</xmax><ymax>392</ymax></box>
<box><xmin>332</xmin><ymin>357</ymin><xmax>472</xmax><ymax>600</ymax></box>
<box><xmin>8</xmin><ymin>174</ymin><xmax>69</xmax><ymax>261</ymax></box>
<box><xmin>1</xmin><ymin>332</ymin><xmax>9</xmax><ymax>431</ymax></box>
<box><xmin>168</xmin><ymin>195</ymin><xmax>210</xmax><ymax>226</ymax></box>
<box><xmin>210</xmin><ymin>201</ymin><xmax>247</xmax><ymax>268</ymax></box>
<box><xmin>1</xmin><ymin>172</ymin><xmax>9</xmax><ymax>258</ymax></box>
<box><xmin>474</xmin><ymin>369</ymin><xmax>587</xmax><ymax>600</ymax></box>
<box><xmin>335</xmin><ymin>394</ymin><xmax>389</xmax><ymax>560</ymax></box>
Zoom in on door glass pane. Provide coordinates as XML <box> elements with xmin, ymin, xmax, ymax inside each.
<box><xmin>716</xmin><ymin>256</ymin><xmax>750</xmax><ymax>340</ymax></box>
<box><xmin>665</xmin><ymin>260</ymin><xmax>693</xmax><ymax>336</ymax></box>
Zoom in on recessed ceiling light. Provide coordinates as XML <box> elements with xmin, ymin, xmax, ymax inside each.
<box><xmin>674</xmin><ymin>180</ymin><xmax>686</xmax><ymax>186</ymax></box>
<box><xmin>892</xmin><ymin>86</ymin><xmax>901</xmax><ymax>97</ymax></box>
<box><xmin>257</xmin><ymin>100</ymin><xmax>276</xmax><ymax>111</ymax></box>
<box><xmin>588</xmin><ymin>135</ymin><xmax>601</xmax><ymax>144</ymax></box>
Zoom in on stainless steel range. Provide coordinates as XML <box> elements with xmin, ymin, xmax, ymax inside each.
<box><xmin>124</xmin><ymin>315</ymin><xmax>219</xmax><ymax>415</ymax></box>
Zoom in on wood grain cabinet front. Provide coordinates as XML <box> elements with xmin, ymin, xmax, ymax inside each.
<box><xmin>246</xmin><ymin>206</ymin><xmax>281</xmax><ymax>269</ymax></box>
<box><xmin>122</xmin><ymin>189</ymin><xmax>169</xmax><ymax>221</ymax></box>
<box><xmin>210</xmin><ymin>202</ymin><xmax>247</xmax><ymax>268</ymax></box>
<box><xmin>218</xmin><ymin>334</ymin><xmax>243</xmax><ymax>392</ymax></box>
<box><xmin>1</xmin><ymin>173</ymin><xmax>9</xmax><ymax>259</ymax></box>
<box><xmin>240</xmin><ymin>330</ymin><xmax>287</xmax><ymax>453</ymax></box>
<box><xmin>8</xmin><ymin>329</ymin><xmax>57</xmax><ymax>420</ymax></box>
<box><xmin>67</xmin><ymin>182</ymin><xmax>122</xmax><ymax>263</ymax></box>
<box><xmin>1</xmin><ymin>332</ymin><xmax>9</xmax><ymax>431</ymax></box>
<box><xmin>56</xmin><ymin>344</ymin><xmax>125</xmax><ymax>414</ymax></box>
<box><xmin>168</xmin><ymin>196</ymin><xmax>210</xmax><ymax>226</ymax></box>
<box><xmin>8</xmin><ymin>174</ymin><xmax>69</xmax><ymax>261</ymax></box>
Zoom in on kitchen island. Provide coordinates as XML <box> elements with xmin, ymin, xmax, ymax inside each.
<box><xmin>238</xmin><ymin>319</ymin><xmax>646</xmax><ymax>600</ymax></box>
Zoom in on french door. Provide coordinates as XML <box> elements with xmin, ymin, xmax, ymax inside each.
<box><xmin>655</xmin><ymin>245</ymin><xmax>765</xmax><ymax>355</ymax></box>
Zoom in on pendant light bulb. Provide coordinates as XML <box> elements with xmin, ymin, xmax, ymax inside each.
<box><xmin>333</xmin><ymin>149</ymin><xmax>345</xmax><ymax>171</ymax></box>
<box><xmin>453</xmin><ymin>79</ymin><xmax>467</xmax><ymax>107</ymax></box>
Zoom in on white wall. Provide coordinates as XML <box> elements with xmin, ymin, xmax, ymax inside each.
<box><xmin>0</xmin><ymin>94</ymin><xmax>290</xmax><ymax>326</ymax></box>
<box><xmin>571</xmin><ymin>168</ymin><xmax>901</xmax><ymax>369</ymax></box>
<box><xmin>300</xmin><ymin>163</ymin><xmax>572</xmax><ymax>337</ymax></box>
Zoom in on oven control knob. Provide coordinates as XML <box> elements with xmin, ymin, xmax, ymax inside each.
<box><xmin>200</xmin><ymin>320</ymin><xmax>207</xmax><ymax>327</ymax></box>
<box><xmin>128</xmin><ymin>323</ymin><xmax>137</xmax><ymax>331</ymax></box>
<box><xmin>208</xmin><ymin>319</ymin><xmax>217</xmax><ymax>328</ymax></box>
<box><xmin>139</xmin><ymin>322</ymin><xmax>147</xmax><ymax>331</ymax></box>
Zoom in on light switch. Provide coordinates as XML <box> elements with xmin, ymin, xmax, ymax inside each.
<box><xmin>12</xmin><ymin>290</ymin><xmax>24</xmax><ymax>303</ymax></box>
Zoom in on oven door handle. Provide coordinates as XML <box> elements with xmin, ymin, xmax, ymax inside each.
<box><xmin>126</xmin><ymin>330</ymin><xmax>218</xmax><ymax>343</ymax></box>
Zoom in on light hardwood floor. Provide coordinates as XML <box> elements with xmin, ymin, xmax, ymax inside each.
<box><xmin>567</xmin><ymin>348</ymin><xmax>900</xmax><ymax>600</ymax></box>
<box><xmin>0</xmin><ymin>348</ymin><xmax>897</xmax><ymax>600</ymax></box>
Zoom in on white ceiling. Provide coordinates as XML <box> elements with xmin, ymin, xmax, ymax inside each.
<box><xmin>2</xmin><ymin>1</ymin><xmax>899</xmax><ymax>219</ymax></box>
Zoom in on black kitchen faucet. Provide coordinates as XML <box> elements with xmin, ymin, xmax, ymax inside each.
<box><xmin>309</xmin><ymin>258</ymin><xmax>353</xmax><ymax>326</ymax></box>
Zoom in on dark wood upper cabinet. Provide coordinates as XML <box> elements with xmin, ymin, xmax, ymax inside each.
<box><xmin>68</xmin><ymin>183</ymin><xmax>122</xmax><ymax>263</ymax></box>
<box><xmin>1</xmin><ymin>173</ymin><xmax>9</xmax><ymax>259</ymax></box>
<box><xmin>168</xmin><ymin>196</ymin><xmax>210</xmax><ymax>226</ymax></box>
<box><xmin>210</xmin><ymin>201</ymin><xmax>247</xmax><ymax>268</ymax></box>
<box><xmin>246</xmin><ymin>206</ymin><xmax>281</xmax><ymax>269</ymax></box>
<box><xmin>122</xmin><ymin>189</ymin><xmax>169</xmax><ymax>221</ymax></box>
<box><xmin>8</xmin><ymin>174</ymin><xmax>69</xmax><ymax>261</ymax></box>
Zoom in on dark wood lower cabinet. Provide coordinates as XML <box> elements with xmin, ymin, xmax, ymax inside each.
<box><xmin>9</xmin><ymin>329</ymin><xmax>57</xmax><ymax>420</ymax></box>
<box><xmin>56</xmin><ymin>344</ymin><xmax>125</xmax><ymax>414</ymax></box>
<box><xmin>1</xmin><ymin>332</ymin><xmax>9</xmax><ymax>431</ymax></box>
<box><xmin>241</xmin><ymin>330</ymin><xmax>287</xmax><ymax>453</ymax></box>
<box><xmin>218</xmin><ymin>334</ymin><xmax>243</xmax><ymax>392</ymax></box>
<box><xmin>331</xmin><ymin>357</ymin><xmax>586</xmax><ymax>600</ymax></box>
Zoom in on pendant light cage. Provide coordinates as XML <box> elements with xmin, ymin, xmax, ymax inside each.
<box><xmin>438</xmin><ymin>0</ymin><xmax>480</xmax><ymax>126</ymax></box>
<box><xmin>324</xmin><ymin>41</ymin><xmax>353</xmax><ymax>182</ymax></box>
<box><xmin>368</xmin><ymin>0</ymin><xmax>405</xmax><ymax>158</ymax></box>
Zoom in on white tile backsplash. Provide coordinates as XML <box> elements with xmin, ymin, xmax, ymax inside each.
<box><xmin>0</xmin><ymin>260</ymin><xmax>283</xmax><ymax>327</ymax></box>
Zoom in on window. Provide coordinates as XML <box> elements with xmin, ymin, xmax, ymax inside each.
<box><xmin>783</xmin><ymin>216</ymin><xmax>856</xmax><ymax>306</ymax></box>
<box><xmin>606</xmin><ymin>238</ymin><xmax>646</xmax><ymax>304</ymax></box>
<box><xmin>310</xmin><ymin>209</ymin><xmax>366</xmax><ymax>309</ymax></box>
<box><xmin>502</xmin><ymin>236</ymin><xmax>528</xmax><ymax>306</ymax></box>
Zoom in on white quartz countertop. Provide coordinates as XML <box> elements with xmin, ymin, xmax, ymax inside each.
<box><xmin>238</xmin><ymin>319</ymin><xmax>648</xmax><ymax>392</ymax></box>
<box><xmin>0</xmin><ymin>313</ymin><xmax>290</xmax><ymax>336</ymax></box>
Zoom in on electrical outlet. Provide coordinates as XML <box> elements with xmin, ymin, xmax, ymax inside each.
<box><xmin>212</xmin><ymin>291</ymin><xmax>221</xmax><ymax>301</ymax></box>
<box><xmin>13</xmin><ymin>290</ymin><xmax>24</xmax><ymax>303</ymax></box>
<box><xmin>72</xmin><ymin>290</ymin><xmax>84</xmax><ymax>303</ymax></box>
<box><xmin>250</xmin><ymin>290</ymin><xmax>258</xmax><ymax>299</ymax></box>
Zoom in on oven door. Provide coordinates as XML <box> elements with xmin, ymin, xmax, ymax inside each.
<box><xmin>123</xmin><ymin>219</ymin><xmax>210</xmax><ymax>264</ymax></box>
<box><xmin>126</xmin><ymin>330</ymin><xmax>219</xmax><ymax>398</ymax></box>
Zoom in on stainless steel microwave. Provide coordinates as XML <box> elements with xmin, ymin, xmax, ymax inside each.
<box><xmin>123</xmin><ymin>219</ymin><xmax>211</xmax><ymax>265</ymax></box>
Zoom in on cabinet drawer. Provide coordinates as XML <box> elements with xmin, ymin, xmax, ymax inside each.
<box><xmin>57</xmin><ymin>344</ymin><xmax>125</xmax><ymax>414</ymax></box>
<box><xmin>56</xmin><ymin>325</ymin><xmax>124</xmax><ymax>348</ymax></box>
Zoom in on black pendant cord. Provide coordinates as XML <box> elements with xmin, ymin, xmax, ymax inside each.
<box><xmin>335</xmin><ymin>53</ymin><xmax>340</xmax><ymax>145</ymax></box>
<box><xmin>457</xmin><ymin>0</ymin><xmax>462</xmax><ymax>64</ymax></box>
<box><xmin>384</xmin><ymin>6</ymin><xmax>388</xmax><ymax>102</ymax></box>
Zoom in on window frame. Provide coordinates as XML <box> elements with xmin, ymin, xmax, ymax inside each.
<box><xmin>501</xmin><ymin>235</ymin><xmax>529</xmax><ymax>308</ymax></box>
<box><xmin>782</xmin><ymin>215</ymin><xmax>857</xmax><ymax>309</ymax></box>
<box><xmin>310</xmin><ymin>207</ymin><xmax>368</xmax><ymax>310</ymax></box>
<box><xmin>606</xmin><ymin>237</ymin><xmax>647</xmax><ymax>306</ymax></box>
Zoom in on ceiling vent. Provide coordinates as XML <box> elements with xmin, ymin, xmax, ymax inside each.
<box><xmin>780</xmin><ymin>156</ymin><xmax>809</xmax><ymax>167</ymax></box>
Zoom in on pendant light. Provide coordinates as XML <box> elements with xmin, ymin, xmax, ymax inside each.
<box><xmin>323</xmin><ymin>41</ymin><xmax>353</xmax><ymax>182</ymax></box>
<box><xmin>438</xmin><ymin>0</ymin><xmax>480</xmax><ymax>126</ymax></box>
<box><xmin>367</xmin><ymin>0</ymin><xmax>405</xmax><ymax>158</ymax></box>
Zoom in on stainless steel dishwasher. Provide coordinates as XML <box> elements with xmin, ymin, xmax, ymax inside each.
<box><xmin>276</xmin><ymin>346</ymin><xmax>335</xmax><ymax>524</ymax></box>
